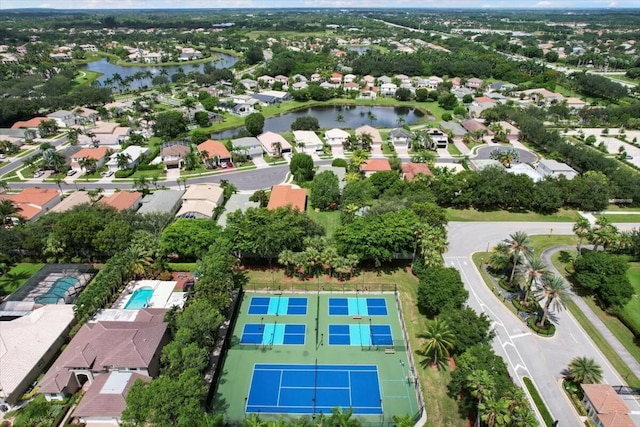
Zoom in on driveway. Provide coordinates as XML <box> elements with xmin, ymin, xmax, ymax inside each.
<box><xmin>445</xmin><ymin>222</ymin><xmax>640</xmax><ymax>427</ymax></box>
<box><xmin>331</xmin><ymin>145</ymin><xmax>345</xmax><ymax>159</ymax></box>
<box><xmin>474</xmin><ymin>146</ymin><xmax>537</xmax><ymax>164</ymax></box>
<box><xmin>252</xmin><ymin>156</ymin><xmax>268</xmax><ymax>169</ymax></box>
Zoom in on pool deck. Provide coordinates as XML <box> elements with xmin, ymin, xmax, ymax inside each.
<box><xmin>111</xmin><ymin>280</ymin><xmax>185</xmax><ymax>310</ymax></box>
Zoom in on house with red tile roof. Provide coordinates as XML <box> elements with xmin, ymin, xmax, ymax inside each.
<box><xmin>401</xmin><ymin>163</ymin><xmax>433</xmax><ymax>181</ymax></box>
<box><xmin>11</xmin><ymin>117</ymin><xmax>49</xmax><ymax>131</ymax></box>
<box><xmin>39</xmin><ymin>308</ymin><xmax>169</xmax><ymax>401</ymax></box>
<box><xmin>197</xmin><ymin>139</ymin><xmax>232</xmax><ymax>167</ymax></box>
<box><xmin>360</xmin><ymin>158</ymin><xmax>392</xmax><ymax>177</ymax></box>
<box><xmin>70</xmin><ymin>147</ymin><xmax>111</xmax><ymax>172</ymax></box>
<box><xmin>267</xmin><ymin>184</ymin><xmax>307</xmax><ymax>212</ymax></box>
<box><xmin>99</xmin><ymin>191</ymin><xmax>143</xmax><ymax>211</ymax></box>
<box><xmin>0</xmin><ymin>187</ymin><xmax>61</xmax><ymax>221</ymax></box>
<box><xmin>581</xmin><ymin>384</ymin><xmax>634</xmax><ymax>427</ymax></box>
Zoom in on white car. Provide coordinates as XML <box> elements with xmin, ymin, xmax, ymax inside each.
<box><xmin>101</xmin><ymin>171</ymin><xmax>114</xmax><ymax>177</ymax></box>
<box><xmin>220</xmin><ymin>161</ymin><xmax>228</xmax><ymax>169</ymax></box>
<box><xmin>34</xmin><ymin>171</ymin><xmax>44</xmax><ymax>178</ymax></box>
<box><xmin>66</xmin><ymin>169</ymin><xmax>77</xmax><ymax>176</ymax></box>
<box><xmin>0</xmin><ymin>154</ymin><xmax>6</xmax><ymax>159</ymax></box>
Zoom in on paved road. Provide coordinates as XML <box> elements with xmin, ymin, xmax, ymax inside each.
<box><xmin>445</xmin><ymin>222</ymin><xmax>640</xmax><ymax>427</ymax></box>
<box><xmin>474</xmin><ymin>146</ymin><xmax>537</xmax><ymax>164</ymax></box>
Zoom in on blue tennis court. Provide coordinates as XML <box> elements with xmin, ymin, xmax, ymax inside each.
<box><xmin>241</xmin><ymin>324</ymin><xmax>306</xmax><ymax>345</ymax></box>
<box><xmin>328</xmin><ymin>297</ymin><xmax>388</xmax><ymax>316</ymax></box>
<box><xmin>328</xmin><ymin>324</ymin><xmax>393</xmax><ymax>346</ymax></box>
<box><xmin>246</xmin><ymin>364</ymin><xmax>382</xmax><ymax>415</ymax></box>
<box><xmin>248</xmin><ymin>296</ymin><xmax>308</xmax><ymax>315</ymax></box>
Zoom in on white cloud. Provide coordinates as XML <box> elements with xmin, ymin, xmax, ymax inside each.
<box><xmin>536</xmin><ymin>0</ymin><xmax>552</xmax><ymax>5</ymax></box>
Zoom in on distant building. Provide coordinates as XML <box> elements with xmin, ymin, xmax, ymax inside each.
<box><xmin>401</xmin><ymin>162</ymin><xmax>433</xmax><ymax>181</ymax></box>
<box><xmin>231</xmin><ymin>137</ymin><xmax>263</xmax><ymax>159</ymax></box>
<box><xmin>293</xmin><ymin>130</ymin><xmax>324</xmax><ymax>154</ymax></box>
<box><xmin>176</xmin><ymin>184</ymin><xmax>224</xmax><ymax>219</ymax></box>
<box><xmin>267</xmin><ymin>184</ymin><xmax>307</xmax><ymax>211</ymax></box>
<box><xmin>257</xmin><ymin>132</ymin><xmax>292</xmax><ymax>156</ymax></box>
<box><xmin>536</xmin><ymin>159</ymin><xmax>578</xmax><ymax>180</ymax></box>
<box><xmin>360</xmin><ymin>158</ymin><xmax>392</xmax><ymax>177</ymax></box>
<box><xmin>100</xmin><ymin>191</ymin><xmax>143</xmax><ymax>211</ymax></box>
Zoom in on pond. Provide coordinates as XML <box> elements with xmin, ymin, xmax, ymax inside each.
<box><xmin>82</xmin><ymin>53</ymin><xmax>238</xmax><ymax>89</ymax></box>
<box><xmin>210</xmin><ymin>105</ymin><xmax>425</xmax><ymax>140</ymax></box>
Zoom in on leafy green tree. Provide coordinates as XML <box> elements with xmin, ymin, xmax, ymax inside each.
<box><xmin>159</xmin><ymin>219</ymin><xmax>223</xmax><ymax>260</ymax></box>
<box><xmin>194</xmin><ymin>111</ymin><xmax>210</xmax><ymax>127</ymax></box>
<box><xmin>438</xmin><ymin>92</ymin><xmax>458</xmax><ymax>110</ymax></box>
<box><xmin>249</xmin><ymin>189</ymin><xmax>270</xmax><ymax>208</ymax></box>
<box><xmin>244</xmin><ymin>45</ymin><xmax>264</xmax><ymax>65</ymax></box>
<box><xmin>395</xmin><ymin>87</ymin><xmax>412</xmax><ymax>101</ymax></box>
<box><xmin>566</xmin><ymin>356</ymin><xmax>603</xmax><ymax>385</ymax></box>
<box><xmin>289</xmin><ymin>153</ymin><xmax>315</xmax><ymax>182</ymax></box>
<box><xmin>417</xmin><ymin>265</ymin><xmax>468</xmax><ymax>317</ymax></box>
<box><xmin>310</xmin><ymin>170</ymin><xmax>340</xmax><ymax>210</ymax></box>
<box><xmin>153</xmin><ymin>111</ymin><xmax>187</xmax><ymax>139</ymax></box>
<box><xmin>245</xmin><ymin>112</ymin><xmax>265</xmax><ymax>137</ymax></box>
<box><xmin>290</xmin><ymin>116</ymin><xmax>320</xmax><ymax>131</ymax></box>
<box><xmin>419</xmin><ymin>318</ymin><xmax>455</xmax><ymax>369</ymax></box>
<box><xmin>438</xmin><ymin>308</ymin><xmax>495</xmax><ymax>355</ymax></box>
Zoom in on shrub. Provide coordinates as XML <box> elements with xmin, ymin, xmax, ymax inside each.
<box><xmin>331</xmin><ymin>158</ymin><xmax>348</xmax><ymax>168</ymax></box>
<box><xmin>136</xmin><ymin>164</ymin><xmax>161</xmax><ymax>171</ymax></box>
<box><xmin>527</xmin><ymin>317</ymin><xmax>556</xmax><ymax>337</ymax></box>
<box><xmin>512</xmin><ymin>298</ymin><xmax>539</xmax><ymax>313</ymax></box>
<box><xmin>115</xmin><ymin>169</ymin><xmax>134</xmax><ymax>178</ymax></box>
<box><xmin>441</xmin><ymin>113</ymin><xmax>453</xmax><ymax>121</ymax></box>
<box><xmin>523</xmin><ymin>377</ymin><xmax>554</xmax><ymax>427</ymax></box>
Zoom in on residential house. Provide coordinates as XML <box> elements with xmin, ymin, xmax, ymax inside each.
<box><xmin>356</xmin><ymin>126</ymin><xmax>383</xmax><ymax>146</ymax></box>
<box><xmin>291</xmin><ymin>74</ymin><xmax>308</xmax><ymax>83</ymax></box>
<box><xmin>360</xmin><ymin>158</ymin><xmax>392</xmax><ymax>177</ymax></box>
<box><xmin>344</xmin><ymin>82</ymin><xmax>360</xmax><ymax>92</ymax></box>
<box><xmin>388</xmin><ymin>127</ymin><xmax>413</xmax><ymax>149</ymax></box>
<box><xmin>49</xmin><ymin>191</ymin><xmax>92</xmax><ymax>214</ymax></box>
<box><xmin>100</xmin><ymin>191</ymin><xmax>143</xmax><ymax>211</ymax></box>
<box><xmin>0</xmin><ymin>188</ymin><xmax>61</xmax><ymax>221</ymax></box>
<box><xmin>465</xmin><ymin>77</ymin><xmax>484</xmax><ymax>90</ymax></box>
<box><xmin>0</xmin><ymin>305</ymin><xmax>75</xmax><ymax>405</ymax></box>
<box><xmin>178</xmin><ymin>47</ymin><xmax>202</xmax><ymax>61</ymax></box>
<box><xmin>176</xmin><ymin>184</ymin><xmax>225</xmax><ymax>219</ymax></box>
<box><xmin>450</xmin><ymin>77</ymin><xmax>462</xmax><ymax>89</ymax></box>
<box><xmin>330</xmin><ymin>73</ymin><xmax>343</xmax><ymax>84</ymax></box>
<box><xmin>257</xmin><ymin>132</ymin><xmax>292</xmax><ymax>156</ymax></box>
<box><xmin>428</xmin><ymin>76</ymin><xmax>443</xmax><ymax>90</ymax></box>
<box><xmin>47</xmin><ymin>110</ymin><xmax>75</xmax><ymax>128</ymax></box>
<box><xmin>258</xmin><ymin>75</ymin><xmax>275</xmax><ymax>86</ymax></box>
<box><xmin>566</xmin><ymin>97</ymin><xmax>587</xmax><ymax>109</ymax></box>
<box><xmin>362</xmin><ymin>75</ymin><xmax>376</xmax><ymax>86</ymax></box>
<box><xmin>462</xmin><ymin>119</ymin><xmax>490</xmax><ymax>135</ymax></box>
<box><xmin>267</xmin><ymin>184</ymin><xmax>307</xmax><ymax>211</ymax></box>
<box><xmin>506</xmin><ymin>163</ymin><xmax>542</xmax><ymax>182</ymax></box>
<box><xmin>70</xmin><ymin>147</ymin><xmax>110</xmax><ymax>172</ymax></box>
<box><xmin>395</xmin><ymin>74</ymin><xmax>411</xmax><ymax>85</ymax></box>
<box><xmin>217</xmin><ymin>193</ymin><xmax>260</xmax><ymax>227</ymax></box>
<box><xmin>39</xmin><ymin>309</ymin><xmax>169</xmax><ymax>401</ymax></box>
<box><xmin>252</xmin><ymin>93</ymin><xmax>282</xmax><ymax>106</ymax></box>
<box><xmin>440</xmin><ymin>121</ymin><xmax>467</xmax><ymax>138</ymax></box>
<box><xmin>343</xmin><ymin>74</ymin><xmax>356</xmax><ymax>83</ymax></box>
<box><xmin>401</xmin><ymin>162</ymin><xmax>433</xmax><ymax>181</ymax></box>
<box><xmin>581</xmin><ymin>384</ymin><xmax>634</xmax><ymax>427</ymax></box>
<box><xmin>359</xmin><ymin>86</ymin><xmax>378</xmax><ymax>100</ymax></box>
<box><xmin>11</xmin><ymin>117</ymin><xmax>49</xmax><ymax>137</ymax></box>
<box><xmin>292</xmin><ymin>81</ymin><xmax>309</xmax><ymax>90</ymax></box>
<box><xmin>161</xmin><ymin>143</ymin><xmax>190</xmax><ymax>169</ymax></box>
<box><xmin>536</xmin><ymin>159</ymin><xmax>578</xmax><ymax>180</ymax></box>
<box><xmin>259</xmin><ymin>90</ymin><xmax>291</xmax><ymax>102</ymax></box>
<box><xmin>310</xmin><ymin>73</ymin><xmax>322</xmax><ymax>82</ymax></box>
<box><xmin>240</xmin><ymin>78</ymin><xmax>258</xmax><ymax>91</ymax></box>
<box><xmin>293</xmin><ymin>131</ymin><xmax>324</xmax><ymax>154</ymax></box>
<box><xmin>137</xmin><ymin>190</ymin><xmax>185</xmax><ymax>215</ymax></box>
<box><xmin>232</xmin><ymin>103</ymin><xmax>255</xmax><ymax>116</ymax></box>
<box><xmin>324</xmin><ymin>128</ymin><xmax>350</xmax><ymax>148</ymax></box>
<box><xmin>275</xmin><ymin>75</ymin><xmax>289</xmax><ymax>87</ymax></box>
<box><xmin>231</xmin><ymin>137</ymin><xmax>263</xmax><ymax>159</ymax></box>
<box><xmin>72</xmin><ymin>371</ymin><xmax>151</xmax><ymax>426</ymax></box>
<box><xmin>380</xmin><ymin>83</ymin><xmax>398</xmax><ymax>97</ymax></box>
<box><xmin>496</xmin><ymin>121</ymin><xmax>520</xmax><ymax>141</ymax></box>
<box><xmin>519</xmin><ymin>88</ymin><xmax>565</xmax><ymax>105</ymax></box>
<box><xmin>0</xmin><ymin>128</ymin><xmax>28</xmax><ymax>147</ymax></box>
<box><xmin>425</xmin><ymin>129</ymin><xmax>449</xmax><ymax>149</ymax></box>
<box><xmin>106</xmin><ymin>146</ymin><xmax>150</xmax><ymax>172</ymax></box>
<box><xmin>197</xmin><ymin>139</ymin><xmax>232</xmax><ymax>167</ymax></box>
<box><xmin>377</xmin><ymin>75</ymin><xmax>392</xmax><ymax>85</ymax></box>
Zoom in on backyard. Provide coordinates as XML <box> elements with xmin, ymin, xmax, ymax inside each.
<box><xmin>0</xmin><ymin>263</ymin><xmax>44</xmax><ymax>297</ymax></box>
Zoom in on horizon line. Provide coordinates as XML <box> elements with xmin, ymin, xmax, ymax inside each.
<box><xmin>1</xmin><ymin>6</ymin><xmax>640</xmax><ymax>10</ymax></box>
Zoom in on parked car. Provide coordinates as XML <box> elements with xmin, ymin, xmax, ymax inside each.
<box><xmin>101</xmin><ymin>170</ymin><xmax>114</xmax><ymax>177</ymax></box>
<box><xmin>66</xmin><ymin>169</ymin><xmax>77</xmax><ymax>176</ymax></box>
<box><xmin>220</xmin><ymin>161</ymin><xmax>228</xmax><ymax>168</ymax></box>
<box><xmin>0</xmin><ymin>154</ymin><xmax>6</xmax><ymax>159</ymax></box>
<box><xmin>34</xmin><ymin>171</ymin><xmax>44</xmax><ymax>178</ymax></box>
<box><xmin>626</xmin><ymin>155</ymin><xmax>633</xmax><ymax>160</ymax></box>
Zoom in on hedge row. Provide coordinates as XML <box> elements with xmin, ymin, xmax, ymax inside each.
<box><xmin>527</xmin><ymin>316</ymin><xmax>556</xmax><ymax>337</ymax></box>
<box><xmin>523</xmin><ymin>377</ymin><xmax>554</xmax><ymax>427</ymax></box>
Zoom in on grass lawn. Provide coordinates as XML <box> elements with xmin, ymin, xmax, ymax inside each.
<box><xmin>446</xmin><ymin>208</ymin><xmax>578</xmax><ymax>222</ymax></box>
<box><xmin>622</xmin><ymin>263</ymin><xmax>640</xmax><ymax>340</ymax></box>
<box><xmin>244</xmin><ymin>267</ymin><xmax>466</xmax><ymax>427</ymax></box>
<box><xmin>604</xmin><ymin>204</ymin><xmax>640</xmax><ymax>212</ymax></box>
<box><xmin>307</xmin><ymin>209</ymin><xmax>341</xmax><ymax>238</ymax></box>
<box><xmin>74</xmin><ymin>69</ymin><xmax>103</xmax><ymax>86</ymax></box>
<box><xmin>594</xmin><ymin>214</ymin><xmax>640</xmax><ymax>223</ymax></box>
<box><xmin>0</xmin><ymin>263</ymin><xmax>44</xmax><ymax>297</ymax></box>
<box><xmin>447</xmin><ymin>143</ymin><xmax>462</xmax><ymax>156</ymax></box>
<box><xmin>528</xmin><ymin>235</ymin><xmax>578</xmax><ymax>257</ymax></box>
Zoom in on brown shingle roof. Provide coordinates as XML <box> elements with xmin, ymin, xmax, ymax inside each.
<box><xmin>267</xmin><ymin>184</ymin><xmax>307</xmax><ymax>211</ymax></box>
<box><xmin>73</xmin><ymin>371</ymin><xmax>150</xmax><ymax>420</ymax></box>
<box><xmin>360</xmin><ymin>158</ymin><xmax>392</xmax><ymax>172</ymax></box>
<box><xmin>462</xmin><ymin>119</ymin><xmax>488</xmax><ymax>133</ymax></box>
<box><xmin>99</xmin><ymin>191</ymin><xmax>142</xmax><ymax>211</ymax></box>
<box><xmin>401</xmin><ymin>162</ymin><xmax>433</xmax><ymax>181</ymax></box>
<box><xmin>161</xmin><ymin>144</ymin><xmax>189</xmax><ymax>158</ymax></box>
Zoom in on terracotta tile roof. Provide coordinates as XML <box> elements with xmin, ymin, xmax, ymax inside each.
<box><xmin>99</xmin><ymin>191</ymin><xmax>142</xmax><ymax>211</ymax></box>
<box><xmin>361</xmin><ymin>158</ymin><xmax>392</xmax><ymax>172</ymax></box>
<box><xmin>0</xmin><ymin>188</ymin><xmax>60</xmax><ymax>220</ymax></box>
<box><xmin>401</xmin><ymin>162</ymin><xmax>433</xmax><ymax>180</ymax></box>
<box><xmin>596</xmin><ymin>411</ymin><xmax>635</xmax><ymax>427</ymax></box>
<box><xmin>582</xmin><ymin>384</ymin><xmax>630</xmax><ymax>415</ymax></box>
<box><xmin>73</xmin><ymin>371</ymin><xmax>150</xmax><ymax>420</ymax></box>
<box><xmin>475</xmin><ymin>96</ymin><xmax>495</xmax><ymax>104</ymax></box>
<box><xmin>197</xmin><ymin>139</ymin><xmax>231</xmax><ymax>159</ymax></box>
<box><xmin>267</xmin><ymin>184</ymin><xmax>307</xmax><ymax>211</ymax></box>
<box><xmin>11</xmin><ymin>117</ymin><xmax>48</xmax><ymax>129</ymax></box>
<box><xmin>39</xmin><ymin>314</ymin><xmax>167</xmax><ymax>394</ymax></box>
<box><xmin>71</xmin><ymin>147</ymin><xmax>110</xmax><ymax>160</ymax></box>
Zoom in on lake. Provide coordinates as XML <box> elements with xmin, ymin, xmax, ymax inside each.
<box><xmin>210</xmin><ymin>105</ymin><xmax>424</xmax><ymax>140</ymax></box>
<box><xmin>82</xmin><ymin>53</ymin><xmax>238</xmax><ymax>89</ymax></box>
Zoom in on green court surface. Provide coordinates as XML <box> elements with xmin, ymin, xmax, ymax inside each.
<box><xmin>214</xmin><ymin>292</ymin><xmax>421</xmax><ymax>423</ymax></box>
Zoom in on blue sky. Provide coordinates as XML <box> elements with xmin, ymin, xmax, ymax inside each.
<box><xmin>0</xmin><ymin>0</ymin><xmax>637</xmax><ymax>9</ymax></box>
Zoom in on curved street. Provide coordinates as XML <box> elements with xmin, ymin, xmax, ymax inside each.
<box><xmin>444</xmin><ymin>222</ymin><xmax>640</xmax><ymax>427</ymax></box>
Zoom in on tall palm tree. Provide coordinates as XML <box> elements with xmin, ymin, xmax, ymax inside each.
<box><xmin>515</xmin><ymin>255</ymin><xmax>548</xmax><ymax>304</ymax></box>
<box><xmin>573</xmin><ymin>216</ymin><xmax>591</xmax><ymax>255</ymax></box>
<box><xmin>567</xmin><ymin>356</ymin><xmax>603</xmax><ymax>384</ymax></box>
<box><xmin>415</xmin><ymin>224</ymin><xmax>448</xmax><ymax>268</ymax></box>
<box><xmin>488</xmin><ymin>242</ymin><xmax>511</xmax><ymax>272</ymax></box>
<box><xmin>589</xmin><ymin>217</ymin><xmax>619</xmax><ymax>251</ymax></box>
<box><xmin>124</xmin><ymin>245</ymin><xmax>153</xmax><ymax>280</ymax></box>
<box><xmin>133</xmin><ymin>176</ymin><xmax>150</xmax><ymax>194</ymax></box>
<box><xmin>419</xmin><ymin>318</ymin><xmax>455</xmax><ymax>369</ymax></box>
<box><xmin>536</xmin><ymin>274</ymin><xmax>570</xmax><ymax>328</ymax></box>
<box><xmin>504</xmin><ymin>231</ymin><xmax>533</xmax><ymax>284</ymax></box>
<box><xmin>116</xmin><ymin>153</ymin><xmax>132</xmax><ymax>170</ymax></box>
<box><xmin>357</xmin><ymin>132</ymin><xmax>373</xmax><ymax>151</ymax></box>
<box><xmin>181</xmin><ymin>97</ymin><xmax>197</xmax><ymax>123</ymax></box>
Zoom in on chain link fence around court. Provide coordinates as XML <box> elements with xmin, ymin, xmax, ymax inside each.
<box><xmin>244</xmin><ymin>282</ymin><xmax>397</xmax><ymax>293</ymax></box>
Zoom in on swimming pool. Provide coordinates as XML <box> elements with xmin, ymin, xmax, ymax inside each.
<box><xmin>34</xmin><ymin>276</ymin><xmax>80</xmax><ymax>304</ymax></box>
<box><xmin>125</xmin><ymin>287</ymin><xmax>154</xmax><ymax>309</ymax></box>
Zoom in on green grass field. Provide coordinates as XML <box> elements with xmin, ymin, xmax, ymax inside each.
<box><xmin>307</xmin><ymin>210</ymin><xmax>341</xmax><ymax>238</ymax></box>
<box><xmin>74</xmin><ymin>70</ymin><xmax>103</xmax><ymax>86</ymax></box>
<box><xmin>0</xmin><ymin>263</ymin><xmax>44</xmax><ymax>297</ymax></box>
<box><xmin>242</xmin><ymin>268</ymin><xmax>466</xmax><ymax>427</ymax></box>
<box><xmin>594</xmin><ymin>214</ymin><xmax>640</xmax><ymax>223</ymax></box>
<box><xmin>622</xmin><ymin>263</ymin><xmax>640</xmax><ymax>338</ymax></box>
<box><xmin>446</xmin><ymin>208</ymin><xmax>578</xmax><ymax>222</ymax></box>
<box><xmin>215</xmin><ymin>292</ymin><xmax>420</xmax><ymax>423</ymax></box>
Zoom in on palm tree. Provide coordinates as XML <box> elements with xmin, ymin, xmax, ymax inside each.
<box><xmin>67</xmin><ymin>128</ymin><xmax>81</xmax><ymax>145</ymax></box>
<box><xmin>367</xmin><ymin>111</ymin><xmax>377</xmax><ymax>126</ymax></box>
<box><xmin>490</xmin><ymin>148</ymin><xmax>519</xmax><ymax>168</ymax></box>
<box><xmin>87</xmin><ymin>188</ymin><xmax>103</xmax><ymax>203</ymax></box>
<box><xmin>278</xmin><ymin>249</ymin><xmax>296</xmax><ymax>277</ymax></box>
<box><xmin>567</xmin><ymin>356</ymin><xmax>603</xmax><ymax>384</ymax></box>
<box><xmin>504</xmin><ymin>231</ymin><xmax>533</xmax><ymax>284</ymax></box>
<box><xmin>181</xmin><ymin>97</ymin><xmax>197</xmax><ymax>123</ymax></box>
<box><xmin>0</xmin><ymin>179</ymin><xmax>9</xmax><ymax>192</ymax></box>
<box><xmin>478</xmin><ymin>395</ymin><xmax>511</xmax><ymax>427</ymax></box>
<box><xmin>124</xmin><ymin>245</ymin><xmax>152</xmax><ymax>280</ymax></box>
<box><xmin>133</xmin><ymin>176</ymin><xmax>150</xmax><ymax>194</ymax></box>
<box><xmin>573</xmin><ymin>216</ymin><xmax>591</xmax><ymax>255</ymax></box>
<box><xmin>329</xmin><ymin>407</ymin><xmax>360</xmax><ymax>427</ymax></box>
<box><xmin>515</xmin><ymin>255</ymin><xmax>548</xmax><ymax>304</ymax></box>
<box><xmin>536</xmin><ymin>274</ymin><xmax>570</xmax><ymax>328</ymax></box>
<box><xmin>53</xmin><ymin>177</ymin><xmax>64</xmax><ymax>193</ymax></box>
<box><xmin>589</xmin><ymin>217</ymin><xmax>619</xmax><ymax>251</ymax></box>
<box><xmin>487</xmin><ymin>242</ymin><xmax>511</xmax><ymax>272</ymax></box>
<box><xmin>419</xmin><ymin>318</ymin><xmax>455</xmax><ymax>369</ymax></box>
<box><xmin>41</xmin><ymin>148</ymin><xmax>66</xmax><ymax>172</ymax></box>
<box><xmin>467</xmin><ymin>370</ymin><xmax>495</xmax><ymax>427</ymax></box>
<box><xmin>348</xmin><ymin>148</ymin><xmax>370</xmax><ymax>173</ymax></box>
<box><xmin>0</xmin><ymin>200</ymin><xmax>22</xmax><ymax>226</ymax></box>
<box><xmin>116</xmin><ymin>153</ymin><xmax>132</xmax><ymax>170</ymax></box>
<box><xmin>392</xmin><ymin>414</ymin><xmax>414</xmax><ymax>427</ymax></box>
<box><xmin>271</xmin><ymin>141</ymin><xmax>282</xmax><ymax>157</ymax></box>
<box><xmin>415</xmin><ymin>224</ymin><xmax>448</xmax><ymax>268</ymax></box>
<box><xmin>357</xmin><ymin>132</ymin><xmax>373</xmax><ymax>151</ymax></box>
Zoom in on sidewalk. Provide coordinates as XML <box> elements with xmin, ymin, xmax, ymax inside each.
<box><xmin>542</xmin><ymin>246</ymin><xmax>640</xmax><ymax>380</ymax></box>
